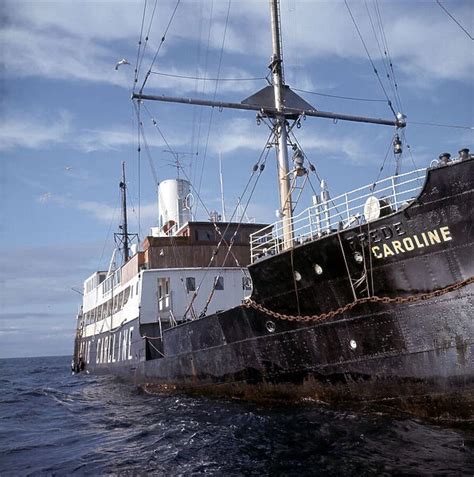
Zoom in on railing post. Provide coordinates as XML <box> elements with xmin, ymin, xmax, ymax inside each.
<box><xmin>391</xmin><ymin>176</ymin><xmax>398</xmax><ymax>210</ymax></box>
<box><xmin>345</xmin><ymin>193</ymin><xmax>350</xmax><ymax>223</ymax></box>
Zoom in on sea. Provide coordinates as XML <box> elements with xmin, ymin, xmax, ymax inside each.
<box><xmin>0</xmin><ymin>356</ymin><xmax>472</xmax><ymax>476</ymax></box>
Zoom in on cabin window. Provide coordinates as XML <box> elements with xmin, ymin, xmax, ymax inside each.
<box><xmin>135</xmin><ymin>283</ymin><xmax>139</xmax><ymax>296</ymax></box>
<box><xmin>123</xmin><ymin>287</ymin><xmax>130</xmax><ymax>306</ymax></box>
<box><xmin>214</xmin><ymin>276</ymin><xmax>224</xmax><ymax>290</ymax></box>
<box><xmin>158</xmin><ymin>278</ymin><xmax>171</xmax><ymax>311</ymax></box>
<box><xmin>242</xmin><ymin>276</ymin><xmax>252</xmax><ymax>290</ymax></box>
<box><xmin>186</xmin><ymin>277</ymin><xmax>196</xmax><ymax>292</ymax></box>
<box><xmin>195</xmin><ymin>229</ymin><xmax>214</xmax><ymax>242</ymax></box>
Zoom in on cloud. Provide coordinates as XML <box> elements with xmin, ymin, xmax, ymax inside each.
<box><xmin>1</xmin><ymin>26</ymin><xmax>131</xmax><ymax>87</ymax></box>
<box><xmin>3</xmin><ymin>0</ymin><xmax>472</xmax><ymax>95</ymax></box>
<box><xmin>0</xmin><ymin>111</ymin><xmax>72</xmax><ymax>151</ymax></box>
<box><xmin>206</xmin><ymin>116</ymin><xmax>386</xmax><ymax>165</ymax></box>
<box><xmin>35</xmin><ymin>192</ymin><xmax>158</xmax><ymax>224</ymax></box>
<box><xmin>0</xmin><ymin>110</ymin><xmax>186</xmax><ymax>153</ymax></box>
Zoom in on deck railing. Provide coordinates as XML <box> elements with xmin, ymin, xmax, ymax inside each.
<box><xmin>250</xmin><ymin>168</ymin><xmax>426</xmax><ymax>263</ymax></box>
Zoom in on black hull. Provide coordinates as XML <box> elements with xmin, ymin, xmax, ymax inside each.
<box><xmin>75</xmin><ymin>159</ymin><xmax>474</xmax><ymax>419</ymax></box>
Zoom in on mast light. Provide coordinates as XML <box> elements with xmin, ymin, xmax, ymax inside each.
<box><xmin>393</xmin><ymin>134</ymin><xmax>402</xmax><ymax>155</ymax></box>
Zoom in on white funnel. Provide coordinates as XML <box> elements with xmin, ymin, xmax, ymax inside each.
<box><xmin>158</xmin><ymin>179</ymin><xmax>192</xmax><ymax>235</ymax></box>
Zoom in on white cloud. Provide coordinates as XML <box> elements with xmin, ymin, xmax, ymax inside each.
<box><xmin>0</xmin><ymin>108</ymin><xmax>187</xmax><ymax>152</ymax></box>
<box><xmin>3</xmin><ymin>0</ymin><xmax>472</xmax><ymax>93</ymax></box>
<box><xmin>1</xmin><ymin>26</ymin><xmax>131</xmax><ymax>87</ymax></box>
<box><xmin>206</xmin><ymin>116</ymin><xmax>383</xmax><ymax>165</ymax></box>
<box><xmin>0</xmin><ymin>111</ymin><xmax>72</xmax><ymax>151</ymax></box>
<box><xmin>35</xmin><ymin>192</ymin><xmax>158</xmax><ymax>224</ymax></box>
<box><xmin>208</xmin><ymin>117</ymin><xmax>269</xmax><ymax>154</ymax></box>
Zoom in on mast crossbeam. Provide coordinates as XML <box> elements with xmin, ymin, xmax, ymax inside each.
<box><xmin>131</xmin><ymin>93</ymin><xmax>405</xmax><ymax>128</ymax></box>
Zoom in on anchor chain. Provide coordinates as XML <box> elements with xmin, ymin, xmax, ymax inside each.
<box><xmin>243</xmin><ymin>276</ymin><xmax>474</xmax><ymax>323</ymax></box>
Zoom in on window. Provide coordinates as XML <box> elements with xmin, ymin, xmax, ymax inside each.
<box><xmin>214</xmin><ymin>276</ymin><xmax>224</xmax><ymax>290</ymax></box>
<box><xmin>242</xmin><ymin>276</ymin><xmax>252</xmax><ymax>291</ymax></box>
<box><xmin>195</xmin><ymin>229</ymin><xmax>214</xmax><ymax>241</ymax></box>
<box><xmin>186</xmin><ymin>277</ymin><xmax>196</xmax><ymax>292</ymax></box>
<box><xmin>123</xmin><ymin>287</ymin><xmax>130</xmax><ymax>306</ymax></box>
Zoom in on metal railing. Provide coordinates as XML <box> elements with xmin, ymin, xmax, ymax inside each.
<box><xmin>250</xmin><ymin>168</ymin><xmax>426</xmax><ymax>262</ymax></box>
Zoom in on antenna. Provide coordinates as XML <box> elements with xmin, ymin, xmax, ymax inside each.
<box><xmin>219</xmin><ymin>152</ymin><xmax>227</xmax><ymax>222</ymax></box>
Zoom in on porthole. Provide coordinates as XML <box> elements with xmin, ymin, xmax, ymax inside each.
<box><xmin>350</xmin><ymin>339</ymin><xmax>357</xmax><ymax>350</ymax></box>
<box><xmin>294</xmin><ymin>271</ymin><xmax>302</xmax><ymax>281</ymax></box>
<box><xmin>314</xmin><ymin>264</ymin><xmax>323</xmax><ymax>275</ymax></box>
<box><xmin>354</xmin><ymin>252</ymin><xmax>363</xmax><ymax>263</ymax></box>
<box><xmin>266</xmin><ymin>321</ymin><xmax>276</xmax><ymax>333</ymax></box>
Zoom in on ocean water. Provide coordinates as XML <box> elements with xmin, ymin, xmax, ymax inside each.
<box><xmin>0</xmin><ymin>356</ymin><xmax>473</xmax><ymax>476</ymax></box>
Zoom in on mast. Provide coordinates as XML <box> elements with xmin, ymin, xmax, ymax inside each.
<box><xmin>269</xmin><ymin>0</ymin><xmax>293</xmax><ymax>248</ymax></box>
<box><xmin>132</xmin><ymin>0</ymin><xmax>406</xmax><ymax>252</ymax></box>
<box><xmin>119</xmin><ymin>161</ymin><xmax>129</xmax><ymax>262</ymax></box>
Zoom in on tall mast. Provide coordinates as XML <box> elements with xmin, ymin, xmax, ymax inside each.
<box><xmin>119</xmin><ymin>161</ymin><xmax>129</xmax><ymax>262</ymax></box>
<box><xmin>269</xmin><ymin>0</ymin><xmax>293</xmax><ymax>249</ymax></box>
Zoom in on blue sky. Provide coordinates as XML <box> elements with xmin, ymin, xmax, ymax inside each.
<box><xmin>1</xmin><ymin>0</ymin><xmax>472</xmax><ymax>358</ymax></box>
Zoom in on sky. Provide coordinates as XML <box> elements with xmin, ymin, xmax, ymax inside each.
<box><xmin>0</xmin><ymin>0</ymin><xmax>472</xmax><ymax>358</ymax></box>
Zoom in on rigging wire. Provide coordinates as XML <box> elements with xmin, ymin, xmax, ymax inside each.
<box><xmin>196</xmin><ymin>0</ymin><xmax>232</xmax><ymax>215</ymax></box>
<box><xmin>132</xmin><ymin>100</ymin><xmax>143</xmax><ymax>239</ymax></box>
<box><xmin>96</xmin><ymin>194</ymin><xmax>120</xmax><ymax>272</ymax></box>
<box><xmin>370</xmin><ymin>135</ymin><xmax>396</xmax><ymax>191</ymax></box>
<box><xmin>139</xmin><ymin>100</ymin><xmax>257</xmax><ymax>273</ymax></box>
<box><xmin>400</xmin><ymin>129</ymin><xmax>421</xmax><ymax>174</ymax></box>
<box><xmin>343</xmin><ymin>0</ymin><xmax>397</xmax><ymax>118</ymax></box>
<box><xmin>364</xmin><ymin>0</ymin><xmax>403</xmax><ymax>114</ymax></box>
<box><xmin>409</xmin><ymin>121</ymin><xmax>473</xmax><ymax>130</ymax></box>
<box><xmin>373</xmin><ymin>0</ymin><xmax>404</xmax><ymax>113</ymax></box>
<box><xmin>140</xmin><ymin>0</ymin><xmax>182</xmax><ymax>93</ymax></box>
<box><xmin>150</xmin><ymin>71</ymin><xmax>266</xmax><ymax>82</ymax></box>
<box><xmin>292</xmin><ymin>87</ymin><xmax>386</xmax><ymax>103</ymax></box>
<box><xmin>435</xmin><ymin>0</ymin><xmax>473</xmax><ymax>41</ymax></box>
<box><xmin>199</xmin><ymin>156</ymin><xmax>269</xmax><ymax>317</ymax></box>
<box><xmin>133</xmin><ymin>0</ymin><xmax>148</xmax><ymax>93</ymax></box>
<box><xmin>135</xmin><ymin>0</ymin><xmax>159</xmax><ymax>93</ymax></box>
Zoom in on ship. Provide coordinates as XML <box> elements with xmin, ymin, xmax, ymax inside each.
<box><xmin>73</xmin><ymin>0</ymin><xmax>473</xmax><ymax>419</ymax></box>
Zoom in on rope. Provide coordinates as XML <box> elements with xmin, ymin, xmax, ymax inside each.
<box><xmin>244</xmin><ymin>276</ymin><xmax>474</xmax><ymax>323</ymax></box>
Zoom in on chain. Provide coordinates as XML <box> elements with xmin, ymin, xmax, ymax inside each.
<box><xmin>243</xmin><ymin>276</ymin><xmax>474</xmax><ymax>323</ymax></box>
